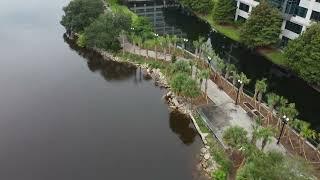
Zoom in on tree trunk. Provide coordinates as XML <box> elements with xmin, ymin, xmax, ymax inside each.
<box><xmin>253</xmin><ymin>90</ymin><xmax>258</xmax><ymax>106</ymax></box>
<box><xmin>257</xmin><ymin>92</ymin><xmax>263</xmax><ymax>111</ymax></box>
<box><xmin>122</xmin><ymin>36</ymin><xmax>125</xmax><ymax>56</ymax></box>
<box><xmin>155</xmin><ymin>46</ymin><xmax>158</xmax><ymax>61</ymax></box>
<box><xmin>205</xmin><ymin>79</ymin><xmax>208</xmax><ymax>104</ymax></box>
<box><xmin>225</xmin><ymin>71</ymin><xmax>230</xmax><ymax>79</ymax></box>
<box><xmin>261</xmin><ymin>139</ymin><xmax>267</xmax><ymax>151</ymax></box>
<box><xmin>146</xmin><ymin>49</ymin><xmax>149</xmax><ymax>59</ymax></box>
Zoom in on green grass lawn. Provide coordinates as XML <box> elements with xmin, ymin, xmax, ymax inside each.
<box><xmin>199</xmin><ymin>14</ymin><xmax>289</xmax><ymax>67</ymax></box>
<box><xmin>200</xmin><ymin>15</ymin><xmax>241</xmax><ymax>42</ymax></box>
<box><xmin>260</xmin><ymin>49</ymin><xmax>287</xmax><ymax>66</ymax></box>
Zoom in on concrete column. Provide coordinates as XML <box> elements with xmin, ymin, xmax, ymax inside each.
<box><xmin>235</xmin><ymin>0</ymin><xmax>241</xmax><ymax>21</ymax></box>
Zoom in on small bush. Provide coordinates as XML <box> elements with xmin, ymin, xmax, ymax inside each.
<box><xmin>171</xmin><ymin>54</ymin><xmax>177</xmax><ymax>63</ymax></box>
<box><xmin>212</xmin><ymin>169</ymin><xmax>227</xmax><ymax>180</ymax></box>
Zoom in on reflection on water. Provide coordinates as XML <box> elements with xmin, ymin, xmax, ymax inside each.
<box><xmin>64</xmin><ymin>34</ymin><xmax>137</xmax><ymax>81</ymax></box>
<box><xmin>126</xmin><ymin>0</ymin><xmax>320</xmax><ymax>131</ymax></box>
<box><xmin>170</xmin><ymin>110</ymin><xmax>197</xmax><ymax>145</ymax></box>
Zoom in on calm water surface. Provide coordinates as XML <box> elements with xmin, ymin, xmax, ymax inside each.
<box><xmin>0</xmin><ymin>0</ymin><xmax>203</xmax><ymax>179</ymax></box>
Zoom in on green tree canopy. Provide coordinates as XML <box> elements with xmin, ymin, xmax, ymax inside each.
<box><xmin>61</xmin><ymin>0</ymin><xmax>104</xmax><ymax>32</ymax></box>
<box><xmin>284</xmin><ymin>23</ymin><xmax>320</xmax><ymax>85</ymax></box>
<box><xmin>223</xmin><ymin>126</ymin><xmax>249</xmax><ymax>148</ymax></box>
<box><xmin>132</xmin><ymin>16</ymin><xmax>154</xmax><ymax>40</ymax></box>
<box><xmin>212</xmin><ymin>0</ymin><xmax>236</xmax><ymax>24</ymax></box>
<box><xmin>179</xmin><ymin>0</ymin><xmax>214</xmax><ymax>14</ymax></box>
<box><xmin>239</xmin><ymin>1</ymin><xmax>282</xmax><ymax>48</ymax></box>
<box><xmin>238</xmin><ymin>151</ymin><xmax>315</xmax><ymax>180</ymax></box>
<box><xmin>170</xmin><ymin>73</ymin><xmax>200</xmax><ymax>99</ymax></box>
<box><xmin>83</xmin><ymin>12</ymin><xmax>131</xmax><ymax>52</ymax></box>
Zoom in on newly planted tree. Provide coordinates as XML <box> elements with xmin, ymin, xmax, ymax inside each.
<box><xmin>266</xmin><ymin>92</ymin><xmax>280</xmax><ymax>125</ymax></box>
<box><xmin>153</xmin><ymin>36</ymin><xmax>160</xmax><ymax>61</ymax></box>
<box><xmin>225</xmin><ymin>63</ymin><xmax>236</xmax><ymax>80</ymax></box>
<box><xmin>238</xmin><ymin>72</ymin><xmax>250</xmax><ymax>102</ymax></box>
<box><xmin>257</xmin><ymin>80</ymin><xmax>268</xmax><ymax>110</ymax></box>
<box><xmin>171</xmin><ymin>35</ymin><xmax>179</xmax><ymax>54</ymax></box>
<box><xmin>215</xmin><ymin>57</ymin><xmax>226</xmax><ymax>86</ymax></box>
<box><xmin>257</xmin><ymin>127</ymin><xmax>274</xmax><ymax>151</ymax></box>
<box><xmin>199</xmin><ymin>69</ymin><xmax>210</xmax><ymax>103</ymax></box>
<box><xmin>299</xmin><ymin>121</ymin><xmax>317</xmax><ymax>159</ymax></box>
<box><xmin>223</xmin><ymin>126</ymin><xmax>249</xmax><ymax>149</ymax></box>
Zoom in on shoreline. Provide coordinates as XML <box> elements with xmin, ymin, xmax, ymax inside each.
<box><xmin>93</xmin><ymin>47</ymin><xmax>219</xmax><ymax>179</ymax></box>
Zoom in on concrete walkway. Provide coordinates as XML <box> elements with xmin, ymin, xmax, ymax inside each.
<box><xmin>122</xmin><ymin>41</ymin><xmax>286</xmax><ymax>153</ymax></box>
<box><xmin>199</xmin><ymin>79</ymin><xmax>286</xmax><ymax>153</ymax></box>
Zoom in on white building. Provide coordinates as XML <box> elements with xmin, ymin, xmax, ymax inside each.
<box><xmin>235</xmin><ymin>0</ymin><xmax>320</xmax><ymax>44</ymax></box>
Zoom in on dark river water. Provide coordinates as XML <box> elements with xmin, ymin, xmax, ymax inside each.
<box><xmin>0</xmin><ymin>0</ymin><xmax>204</xmax><ymax>179</ymax></box>
<box><xmin>128</xmin><ymin>1</ymin><xmax>320</xmax><ymax>133</ymax></box>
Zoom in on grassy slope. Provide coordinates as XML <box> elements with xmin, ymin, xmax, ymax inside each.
<box><xmin>200</xmin><ymin>14</ymin><xmax>287</xmax><ymax>67</ymax></box>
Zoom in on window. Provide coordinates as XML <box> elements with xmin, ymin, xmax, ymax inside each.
<box><xmin>295</xmin><ymin>6</ymin><xmax>307</xmax><ymax>18</ymax></box>
<box><xmin>239</xmin><ymin>3</ymin><xmax>250</xmax><ymax>12</ymax></box>
<box><xmin>280</xmin><ymin>36</ymin><xmax>290</xmax><ymax>47</ymax></box>
<box><xmin>237</xmin><ymin>15</ymin><xmax>247</xmax><ymax>23</ymax></box>
<box><xmin>285</xmin><ymin>21</ymin><xmax>303</xmax><ymax>34</ymax></box>
<box><xmin>285</xmin><ymin>0</ymin><xmax>300</xmax><ymax>15</ymax></box>
<box><xmin>310</xmin><ymin>10</ymin><xmax>320</xmax><ymax>21</ymax></box>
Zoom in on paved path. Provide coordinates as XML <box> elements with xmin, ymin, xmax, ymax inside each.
<box><xmin>122</xmin><ymin>41</ymin><xmax>286</xmax><ymax>153</ymax></box>
<box><xmin>199</xmin><ymin>79</ymin><xmax>286</xmax><ymax>153</ymax></box>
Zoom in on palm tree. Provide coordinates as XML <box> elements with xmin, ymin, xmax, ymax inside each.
<box><xmin>238</xmin><ymin>72</ymin><xmax>250</xmax><ymax>102</ymax></box>
<box><xmin>120</xmin><ymin>30</ymin><xmax>126</xmax><ymax>56</ymax></box>
<box><xmin>257</xmin><ymin>80</ymin><xmax>267</xmax><ymax>111</ymax></box>
<box><xmin>165</xmin><ymin>34</ymin><xmax>172</xmax><ymax>54</ymax></box>
<box><xmin>200</xmin><ymin>43</ymin><xmax>210</xmax><ymax>64</ymax></box>
<box><xmin>299</xmin><ymin>121</ymin><xmax>317</xmax><ymax>159</ymax></box>
<box><xmin>231</xmin><ymin>70</ymin><xmax>238</xmax><ymax>86</ymax></box>
<box><xmin>200</xmin><ymin>69</ymin><xmax>210</xmax><ymax>103</ymax></box>
<box><xmin>153</xmin><ymin>37</ymin><xmax>160</xmax><ymax>61</ymax></box>
<box><xmin>215</xmin><ymin>56</ymin><xmax>226</xmax><ymax>86</ymax></box>
<box><xmin>257</xmin><ymin>127</ymin><xmax>274</xmax><ymax>151</ymax></box>
<box><xmin>206</xmin><ymin>48</ymin><xmax>216</xmax><ymax>68</ymax></box>
<box><xmin>278</xmin><ymin>103</ymin><xmax>299</xmax><ymax>148</ymax></box>
<box><xmin>143</xmin><ymin>40</ymin><xmax>153</xmax><ymax>59</ymax></box>
<box><xmin>266</xmin><ymin>93</ymin><xmax>280</xmax><ymax>125</ymax></box>
<box><xmin>159</xmin><ymin>36</ymin><xmax>167</xmax><ymax>61</ymax></box>
<box><xmin>225</xmin><ymin>63</ymin><xmax>236</xmax><ymax>80</ymax></box>
<box><xmin>135</xmin><ymin>36</ymin><xmax>143</xmax><ymax>56</ymax></box>
<box><xmin>253</xmin><ymin>78</ymin><xmax>267</xmax><ymax>106</ymax></box>
<box><xmin>251</xmin><ymin>117</ymin><xmax>263</xmax><ymax>145</ymax></box>
<box><xmin>223</xmin><ymin>126</ymin><xmax>249</xmax><ymax>149</ymax></box>
<box><xmin>189</xmin><ymin>60</ymin><xmax>195</xmax><ymax>76</ymax></box>
<box><xmin>131</xmin><ymin>34</ymin><xmax>137</xmax><ymax>54</ymax></box>
<box><xmin>171</xmin><ymin>35</ymin><xmax>179</xmax><ymax>54</ymax></box>
<box><xmin>181</xmin><ymin>77</ymin><xmax>201</xmax><ymax>111</ymax></box>
<box><xmin>193</xmin><ymin>37</ymin><xmax>205</xmax><ymax>58</ymax></box>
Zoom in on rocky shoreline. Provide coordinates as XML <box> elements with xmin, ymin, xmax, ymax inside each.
<box><xmin>95</xmin><ymin>48</ymin><xmax>219</xmax><ymax>178</ymax></box>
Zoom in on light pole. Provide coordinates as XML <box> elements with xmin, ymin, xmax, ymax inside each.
<box><xmin>235</xmin><ymin>79</ymin><xmax>243</xmax><ymax>105</ymax></box>
<box><xmin>277</xmin><ymin>115</ymin><xmax>290</xmax><ymax>145</ymax></box>
<box><xmin>182</xmin><ymin>38</ymin><xmax>188</xmax><ymax>49</ymax></box>
<box><xmin>207</xmin><ymin>56</ymin><xmax>212</xmax><ymax>68</ymax></box>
